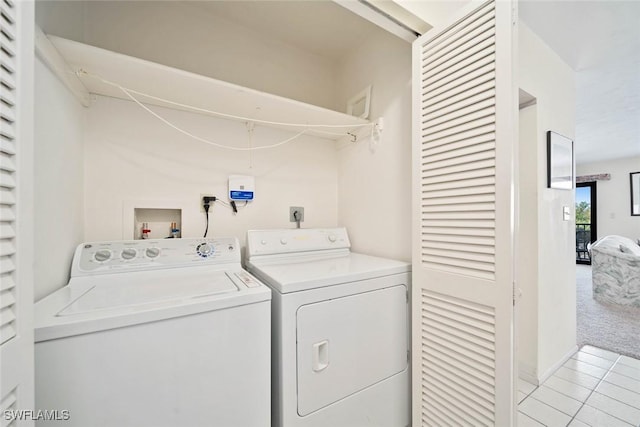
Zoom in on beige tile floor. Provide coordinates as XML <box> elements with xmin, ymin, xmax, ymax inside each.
<box><xmin>518</xmin><ymin>346</ymin><xmax>640</xmax><ymax>427</ymax></box>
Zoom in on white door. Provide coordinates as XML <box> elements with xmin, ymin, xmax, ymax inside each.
<box><xmin>1</xmin><ymin>0</ymin><xmax>35</xmax><ymax>425</ymax></box>
<box><xmin>296</xmin><ymin>285</ymin><xmax>407</xmax><ymax>416</ymax></box>
<box><xmin>411</xmin><ymin>0</ymin><xmax>516</xmax><ymax>425</ymax></box>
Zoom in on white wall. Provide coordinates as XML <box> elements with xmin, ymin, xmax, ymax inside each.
<box><xmin>394</xmin><ymin>0</ymin><xmax>471</xmax><ymax>30</ymax></box>
<box><xmin>36</xmin><ymin>1</ymin><xmax>339</xmax><ymax>111</ymax></box>
<box><xmin>83</xmin><ymin>95</ymin><xmax>338</xmax><ymax>245</ymax></box>
<box><xmin>577</xmin><ymin>156</ymin><xmax>640</xmax><ymax>239</ymax></box>
<box><xmin>35</xmin><ymin>0</ymin><xmax>84</xmax><ymax>42</ymax></box>
<box><xmin>517</xmin><ymin>104</ymin><xmax>539</xmax><ymax>380</ymax></box>
<box><xmin>34</xmin><ymin>57</ymin><xmax>85</xmax><ymax>301</ymax></box>
<box><xmin>518</xmin><ymin>22</ymin><xmax>577</xmax><ymax>382</ymax></box>
<box><xmin>335</xmin><ymin>29</ymin><xmax>412</xmax><ymax>261</ymax></box>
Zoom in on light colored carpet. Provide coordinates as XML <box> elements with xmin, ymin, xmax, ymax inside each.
<box><xmin>576</xmin><ymin>264</ymin><xmax>640</xmax><ymax>359</ymax></box>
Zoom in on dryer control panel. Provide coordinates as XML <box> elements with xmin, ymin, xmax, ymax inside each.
<box><xmin>246</xmin><ymin>228</ymin><xmax>350</xmax><ymax>258</ymax></box>
<box><xmin>73</xmin><ymin>237</ymin><xmax>240</xmax><ymax>276</ymax></box>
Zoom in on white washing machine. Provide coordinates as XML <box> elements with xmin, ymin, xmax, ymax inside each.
<box><xmin>35</xmin><ymin>237</ymin><xmax>271</xmax><ymax>427</ymax></box>
<box><xmin>246</xmin><ymin>228</ymin><xmax>410</xmax><ymax>427</ymax></box>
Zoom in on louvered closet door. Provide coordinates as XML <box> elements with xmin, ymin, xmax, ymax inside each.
<box><xmin>411</xmin><ymin>0</ymin><xmax>516</xmax><ymax>425</ymax></box>
<box><xmin>1</xmin><ymin>0</ymin><xmax>34</xmax><ymax>424</ymax></box>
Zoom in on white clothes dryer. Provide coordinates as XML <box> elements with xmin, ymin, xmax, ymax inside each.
<box><xmin>246</xmin><ymin>228</ymin><xmax>411</xmax><ymax>427</ymax></box>
<box><xmin>35</xmin><ymin>237</ymin><xmax>270</xmax><ymax>427</ymax></box>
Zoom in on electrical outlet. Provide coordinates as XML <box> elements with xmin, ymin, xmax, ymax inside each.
<box><xmin>290</xmin><ymin>206</ymin><xmax>304</xmax><ymax>223</ymax></box>
<box><xmin>200</xmin><ymin>194</ymin><xmax>215</xmax><ymax>212</ymax></box>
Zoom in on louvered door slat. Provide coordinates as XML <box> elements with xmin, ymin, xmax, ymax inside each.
<box><xmin>422</xmin><ymin>28</ymin><xmax>495</xmax><ymax>86</ymax></box>
<box><xmin>422</xmin><ymin>185</ymin><xmax>495</xmax><ymax>204</ymax></box>
<box><xmin>0</xmin><ymin>67</ymin><xmax>15</xmax><ymax>90</ymax></box>
<box><xmin>422</xmin><ymin>124</ymin><xmax>495</xmax><ymax>151</ymax></box>
<box><xmin>0</xmin><ymin>0</ymin><xmax>32</xmax><ymax>417</ymax></box>
<box><xmin>0</xmin><ymin>268</ymin><xmax>14</xmax><ymax>289</ymax></box>
<box><xmin>422</xmin><ymin>97</ymin><xmax>495</xmax><ymax>131</ymax></box>
<box><xmin>427</xmin><ymin>360</ymin><xmax>491</xmax><ymax>411</ymax></box>
<box><xmin>0</xmin><ymin>0</ymin><xmax>19</xmax><ymax>355</ymax></box>
<box><xmin>423</xmin><ymin>137</ymin><xmax>494</xmax><ymax>162</ymax></box>
<box><xmin>422</xmin><ymin>56</ymin><xmax>495</xmax><ymax>99</ymax></box>
<box><xmin>422</xmin><ymin>202</ymin><xmax>495</xmax><ymax>212</ymax></box>
<box><xmin>422</xmin><ymin>405</ymin><xmax>459</xmax><ymax>427</ymax></box>
<box><xmin>412</xmin><ymin>0</ymin><xmax>515</xmax><ymax>424</ymax></box>
<box><xmin>0</xmin><ymin>104</ymin><xmax>15</xmax><ymax>123</ymax></box>
<box><xmin>421</xmin><ymin>2</ymin><xmax>495</xmax><ymax>68</ymax></box>
<box><xmin>422</xmin><ymin>194</ymin><xmax>495</xmax><ymax>208</ymax></box>
<box><xmin>425</xmin><ymin>319</ymin><xmax>495</xmax><ymax>361</ymax></box>
<box><xmin>0</xmin><ymin>125</ymin><xmax>15</xmax><ymax>142</ymax></box>
<box><xmin>0</xmin><ymin>205</ymin><xmax>14</xmax><ymax>222</ymax></box>
<box><xmin>0</xmin><ymin>41</ymin><xmax>15</xmax><ymax>59</ymax></box>
<box><xmin>422</xmin><ymin>234</ymin><xmax>495</xmax><ymax>246</ymax></box>
<box><xmin>0</xmin><ymin>88</ymin><xmax>14</xmax><ymax>106</ymax></box>
<box><xmin>422</xmin><ymin>159</ymin><xmax>496</xmax><ymax>182</ymax></box>
<box><xmin>0</xmin><ymin>223</ymin><xmax>14</xmax><ymax>239</ymax></box>
<box><xmin>0</xmin><ymin>187</ymin><xmax>15</xmax><ymax>204</ymax></box>
<box><xmin>420</xmin><ymin>290</ymin><xmax>497</xmax><ymax>424</ymax></box>
<box><xmin>0</xmin><ymin>0</ymin><xmax>16</xmax><ymax>24</ymax></box>
<box><xmin>0</xmin><ymin>256</ymin><xmax>14</xmax><ymax>274</ymax></box>
<box><xmin>422</xmin><ymin>384</ymin><xmax>483</xmax><ymax>426</ymax></box>
<box><xmin>0</xmin><ymin>387</ymin><xmax>17</xmax><ymax>427</ymax></box>
<box><xmin>422</xmin><ymin>312</ymin><xmax>495</xmax><ymax>351</ymax></box>
<box><xmin>423</xmin><ymin>85</ymin><xmax>496</xmax><ymax>122</ymax></box>
<box><xmin>422</xmin><ymin>71</ymin><xmax>494</xmax><ymax>111</ymax></box>
<box><xmin>422</xmin><ymin>345</ymin><xmax>495</xmax><ymax>396</ymax></box>
<box><xmin>424</xmin><ymin>372</ymin><xmax>495</xmax><ymax>421</ymax></box>
<box><xmin>0</xmin><ymin>15</ymin><xmax>15</xmax><ymax>40</ymax></box>
<box><xmin>422</xmin><ymin>116</ymin><xmax>495</xmax><ymax>146</ymax></box>
<box><xmin>0</xmin><ymin>170</ymin><xmax>14</xmax><ymax>189</ymax></box>
<box><xmin>421</xmin><ymin>347</ymin><xmax>494</xmax><ymax>389</ymax></box>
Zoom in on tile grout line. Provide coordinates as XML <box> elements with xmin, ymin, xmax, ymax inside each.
<box><xmin>564</xmin><ymin>354</ymin><xmax>636</xmax><ymax>427</ymax></box>
<box><xmin>519</xmin><ymin>349</ymin><xmax>640</xmax><ymax>426</ymax></box>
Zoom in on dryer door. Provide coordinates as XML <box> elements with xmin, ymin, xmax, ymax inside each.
<box><xmin>296</xmin><ymin>284</ymin><xmax>408</xmax><ymax>416</ymax></box>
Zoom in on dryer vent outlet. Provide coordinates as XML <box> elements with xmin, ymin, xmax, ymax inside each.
<box><xmin>290</xmin><ymin>207</ymin><xmax>304</xmax><ymax>223</ymax></box>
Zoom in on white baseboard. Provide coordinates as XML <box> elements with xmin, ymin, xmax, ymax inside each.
<box><xmin>538</xmin><ymin>345</ymin><xmax>579</xmax><ymax>384</ymax></box>
<box><xmin>518</xmin><ymin>362</ymin><xmax>539</xmax><ymax>386</ymax></box>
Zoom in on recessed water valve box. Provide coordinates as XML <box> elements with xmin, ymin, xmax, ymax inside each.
<box><xmin>229</xmin><ymin>175</ymin><xmax>255</xmax><ymax>201</ymax></box>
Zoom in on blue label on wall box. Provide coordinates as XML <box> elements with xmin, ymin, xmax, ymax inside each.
<box><xmin>230</xmin><ymin>191</ymin><xmax>254</xmax><ymax>200</ymax></box>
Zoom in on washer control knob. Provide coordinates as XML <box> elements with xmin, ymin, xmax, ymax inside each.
<box><xmin>121</xmin><ymin>248</ymin><xmax>137</xmax><ymax>260</ymax></box>
<box><xmin>280</xmin><ymin>238</ymin><xmax>288</xmax><ymax>245</ymax></box>
<box><xmin>328</xmin><ymin>234</ymin><xmax>337</xmax><ymax>243</ymax></box>
<box><xmin>197</xmin><ymin>242</ymin><xmax>215</xmax><ymax>257</ymax></box>
<box><xmin>146</xmin><ymin>247</ymin><xmax>161</xmax><ymax>258</ymax></box>
<box><xmin>261</xmin><ymin>240</ymin><xmax>267</xmax><ymax>245</ymax></box>
<box><xmin>94</xmin><ymin>249</ymin><xmax>111</xmax><ymax>262</ymax></box>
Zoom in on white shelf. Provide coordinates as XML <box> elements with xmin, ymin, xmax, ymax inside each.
<box><xmin>48</xmin><ymin>36</ymin><xmax>370</xmax><ymax>141</ymax></box>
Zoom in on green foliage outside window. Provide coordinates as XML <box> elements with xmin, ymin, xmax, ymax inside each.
<box><xmin>575</xmin><ymin>201</ymin><xmax>591</xmax><ymax>224</ymax></box>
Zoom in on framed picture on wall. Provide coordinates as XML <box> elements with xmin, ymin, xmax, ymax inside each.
<box><xmin>547</xmin><ymin>131</ymin><xmax>574</xmax><ymax>190</ymax></box>
<box><xmin>631</xmin><ymin>172</ymin><xmax>640</xmax><ymax>216</ymax></box>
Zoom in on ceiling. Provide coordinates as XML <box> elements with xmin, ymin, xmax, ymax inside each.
<box><xmin>519</xmin><ymin>1</ymin><xmax>640</xmax><ymax>164</ymax></box>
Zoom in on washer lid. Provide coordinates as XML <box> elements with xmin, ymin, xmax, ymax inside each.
<box><xmin>247</xmin><ymin>252</ymin><xmax>410</xmax><ymax>294</ymax></box>
<box><xmin>35</xmin><ymin>267</ymin><xmax>271</xmax><ymax>342</ymax></box>
<box><xmin>58</xmin><ymin>270</ymin><xmax>238</xmax><ymax>316</ymax></box>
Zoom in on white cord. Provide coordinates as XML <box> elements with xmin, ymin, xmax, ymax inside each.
<box><xmin>79</xmin><ymin>70</ymin><xmax>374</xmax><ymax>130</ymax></box>
<box><xmin>118</xmin><ymin>84</ymin><xmax>309</xmax><ymax>151</ymax></box>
